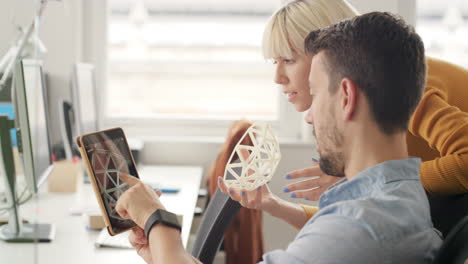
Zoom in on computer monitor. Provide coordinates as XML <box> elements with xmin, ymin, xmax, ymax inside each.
<box><xmin>58</xmin><ymin>99</ymin><xmax>78</xmax><ymax>160</ymax></box>
<box><xmin>71</xmin><ymin>63</ymin><xmax>98</xmax><ymax>136</ymax></box>
<box><xmin>0</xmin><ymin>59</ymin><xmax>55</xmax><ymax>242</ymax></box>
<box><xmin>14</xmin><ymin>59</ymin><xmax>53</xmax><ymax>194</ymax></box>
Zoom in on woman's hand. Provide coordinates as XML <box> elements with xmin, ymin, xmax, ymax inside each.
<box><xmin>217</xmin><ymin>176</ymin><xmax>278</xmax><ymax>213</ymax></box>
<box><xmin>217</xmin><ymin>147</ymin><xmax>279</xmax><ymax>212</ymax></box>
<box><xmin>283</xmin><ymin>159</ymin><xmax>341</xmax><ymax>201</ymax></box>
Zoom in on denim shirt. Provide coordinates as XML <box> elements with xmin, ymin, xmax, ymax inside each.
<box><xmin>261</xmin><ymin>158</ymin><xmax>442</xmax><ymax>264</ymax></box>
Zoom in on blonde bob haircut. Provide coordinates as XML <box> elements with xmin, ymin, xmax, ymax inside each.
<box><xmin>263</xmin><ymin>0</ymin><xmax>359</xmax><ymax>59</ymax></box>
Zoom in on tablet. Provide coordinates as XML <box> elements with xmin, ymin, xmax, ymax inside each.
<box><xmin>77</xmin><ymin>127</ymin><xmax>138</xmax><ymax>235</ymax></box>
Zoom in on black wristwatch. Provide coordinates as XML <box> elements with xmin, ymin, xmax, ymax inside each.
<box><xmin>144</xmin><ymin>209</ymin><xmax>181</xmax><ymax>238</ymax></box>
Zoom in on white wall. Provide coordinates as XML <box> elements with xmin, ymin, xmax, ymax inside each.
<box><xmin>0</xmin><ymin>1</ymin><xmax>34</xmax><ymax>56</ymax></box>
<box><xmin>349</xmin><ymin>0</ymin><xmax>416</xmax><ymax>25</ymax></box>
<box><xmin>82</xmin><ymin>0</ymin><xmax>107</xmax><ymax>131</ymax></box>
<box><xmin>41</xmin><ymin>0</ymin><xmax>83</xmax><ymax>146</ymax></box>
<box><xmin>0</xmin><ymin>0</ymin><xmax>83</xmax><ymax>147</ymax></box>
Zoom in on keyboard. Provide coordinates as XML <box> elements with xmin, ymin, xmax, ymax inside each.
<box><xmin>95</xmin><ymin>228</ymin><xmax>133</xmax><ymax>249</ymax></box>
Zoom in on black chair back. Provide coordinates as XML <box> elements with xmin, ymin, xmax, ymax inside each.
<box><xmin>432</xmin><ymin>215</ymin><xmax>468</xmax><ymax>264</ymax></box>
<box><xmin>428</xmin><ymin>193</ymin><xmax>468</xmax><ymax>236</ymax></box>
<box><xmin>191</xmin><ymin>189</ymin><xmax>241</xmax><ymax>264</ymax></box>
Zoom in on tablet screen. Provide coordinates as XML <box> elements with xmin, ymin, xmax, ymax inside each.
<box><xmin>82</xmin><ymin>128</ymin><xmax>138</xmax><ymax>234</ymax></box>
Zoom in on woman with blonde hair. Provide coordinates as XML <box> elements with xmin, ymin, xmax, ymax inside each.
<box><xmin>219</xmin><ymin>0</ymin><xmax>468</xmax><ymax>234</ymax></box>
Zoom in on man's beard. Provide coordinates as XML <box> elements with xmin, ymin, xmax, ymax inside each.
<box><xmin>313</xmin><ymin>125</ymin><xmax>345</xmax><ymax>177</ymax></box>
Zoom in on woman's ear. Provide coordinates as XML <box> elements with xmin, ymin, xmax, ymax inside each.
<box><xmin>340</xmin><ymin>78</ymin><xmax>358</xmax><ymax>121</ymax></box>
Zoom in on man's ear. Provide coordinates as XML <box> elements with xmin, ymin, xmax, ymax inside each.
<box><xmin>339</xmin><ymin>78</ymin><xmax>358</xmax><ymax>121</ymax></box>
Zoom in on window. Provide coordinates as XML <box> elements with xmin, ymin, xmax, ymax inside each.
<box><xmin>105</xmin><ymin>0</ymin><xmax>302</xmax><ymax>138</ymax></box>
<box><xmin>416</xmin><ymin>0</ymin><xmax>468</xmax><ymax>68</ymax></box>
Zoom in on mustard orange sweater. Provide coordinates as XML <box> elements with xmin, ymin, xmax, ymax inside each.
<box><xmin>301</xmin><ymin>57</ymin><xmax>468</xmax><ymax>220</ymax></box>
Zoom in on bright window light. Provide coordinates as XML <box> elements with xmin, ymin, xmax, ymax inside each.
<box><xmin>107</xmin><ymin>0</ymin><xmax>281</xmax><ymax>121</ymax></box>
<box><xmin>417</xmin><ymin>0</ymin><xmax>468</xmax><ymax>68</ymax></box>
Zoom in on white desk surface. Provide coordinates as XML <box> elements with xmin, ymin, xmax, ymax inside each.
<box><xmin>0</xmin><ymin>165</ymin><xmax>203</xmax><ymax>264</ymax></box>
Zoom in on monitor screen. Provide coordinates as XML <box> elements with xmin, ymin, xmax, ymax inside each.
<box><xmin>0</xmin><ymin>103</ymin><xmax>17</xmax><ymax>147</ymax></box>
<box><xmin>72</xmin><ymin>63</ymin><xmax>98</xmax><ymax>135</ymax></box>
<box><xmin>58</xmin><ymin>99</ymin><xmax>77</xmax><ymax>160</ymax></box>
<box><xmin>14</xmin><ymin>59</ymin><xmax>52</xmax><ymax>192</ymax></box>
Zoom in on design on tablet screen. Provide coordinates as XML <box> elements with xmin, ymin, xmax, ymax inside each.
<box><xmin>91</xmin><ymin>148</ymin><xmax>129</xmax><ymax>221</ymax></box>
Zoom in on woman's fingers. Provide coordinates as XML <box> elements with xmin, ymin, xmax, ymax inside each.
<box><xmin>261</xmin><ymin>184</ymin><xmax>271</xmax><ymax>195</ymax></box>
<box><xmin>219</xmin><ymin>177</ymin><xmax>271</xmax><ymax>210</ymax></box>
<box><xmin>253</xmin><ymin>186</ymin><xmax>262</xmax><ymax>209</ymax></box>
<box><xmin>225</xmin><ymin>185</ymin><xmax>265</xmax><ymax>210</ymax></box>
<box><xmin>218</xmin><ymin>177</ymin><xmax>229</xmax><ymax>194</ymax></box>
<box><xmin>284</xmin><ymin>178</ymin><xmax>320</xmax><ymax>192</ymax></box>
<box><xmin>286</xmin><ymin>175</ymin><xmax>342</xmax><ymax>201</ymax></box>
<box><xmin>228</xmin><ymin>187</ymin><xmax>242</xmax><ymax>202</ymax></box>
<box><xmin>287</xmin><ymin>167</ymin><xmax>322</xmax><ymax>179</ymax></box>
<box><xmin>241</xmin><ymin>189</ymin><xmax>249</xmax><ymax>206</ymax></box>
<box><xmin>290</xmin><ymin>188</ymin><xmax>326</xmax><ymax>201</ymax></box>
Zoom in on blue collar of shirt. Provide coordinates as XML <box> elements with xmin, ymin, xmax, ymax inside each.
<box><xmin>318</xmin><ymin>157</ymin><xmax>422</xmax><ymax>208</ymax></box>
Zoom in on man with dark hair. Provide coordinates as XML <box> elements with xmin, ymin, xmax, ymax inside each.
<box><xmin>288</xmin><ymin>11</ymin><xmax>440</xmax><ymax>262</ymax></box>
<box><xmin>303</xmin><ymin>11</ymin><xmax>428</xmax><ymax>177</ymax></box>
<box><xmin>305</xmin><ymin>11</ymin><xmax>426</xmax><ymax>135</ymax></box>
<box><xmin>114</xmin><ymin>12</ymin><xmax>442</xmax><ymax>264</ymax></box>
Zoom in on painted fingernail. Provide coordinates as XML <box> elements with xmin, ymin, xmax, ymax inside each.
<box><xmin>286</xmin><ymin>174</ymin><xmax>292</xmax><ymax>179</ymax></box>
<box><xmin>229</xmin><ymin>190</ymin><xmax>234</xmax><ymax>194</ymax></box>
<box><xmin>305</xmin><ymin>198</ymin><xmax>309</xmax><ymax>200</ymax></box>
<box><xmin>312</xmin><ymin>158</ymin><xmax>318</xmax><ymax>162</ymax></box>
<box><xmin>257</xmin><ymin>186</ymin><xmax>262</xmax><ymax>190</ymax></box>
<box><xmin>283</xmin><ymin>188</ymin><xmax>290</xmax><ymax>193</ymax></box>
<box><xmin>241</xmin><ymin>191</ymin><xmax>246</xmax><ymax>196</ymax></box>
<box><xmin>218</xmin><ymin>178</ymin><xmax>222</xmax><ymax>184</ymax></box>
<box><xmin>290</xmin><ymin>193</ymin><xmax>297</xmax><ymax>198</ymax></box>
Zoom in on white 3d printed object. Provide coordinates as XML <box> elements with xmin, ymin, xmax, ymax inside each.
<box><xmin>223</xmin><ymin>122</ymin><xmax>281</xmax><ymax>191</ymax></box>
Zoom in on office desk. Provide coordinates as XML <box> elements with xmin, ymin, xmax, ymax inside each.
<box><xmin>0</xmin><ymin>165</ymin><xmax>203</xmax><ymax>264</ymax></box>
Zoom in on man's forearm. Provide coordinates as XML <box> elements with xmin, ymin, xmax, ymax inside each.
<box><xmin>149</xmin><ymin>225</ymin><xmax>200</xmax><ymax>264</ymax></box>
<box><xmin>263</xmin><ymin>196</ymin><xmax>308</xmax><ymax>229</ymax></box>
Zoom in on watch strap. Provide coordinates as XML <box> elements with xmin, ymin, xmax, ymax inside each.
<box><xmin>144</xmin><ymin>209</ymin><xmax>181</xmax><ymax>238</ymax></box>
